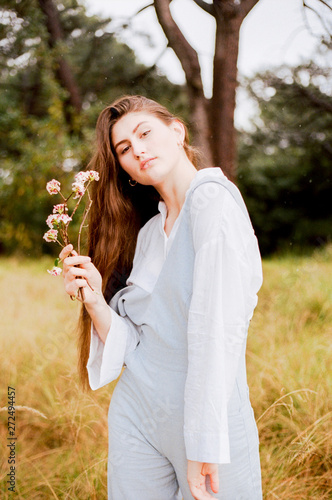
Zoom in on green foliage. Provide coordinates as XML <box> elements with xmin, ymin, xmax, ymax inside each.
<box><xmin>238</xmin><ymin>62</ymin><xmax>332</xmax><ymax>255</ymax></box>
<box><xmin>0</xmin><ymin>64</ymin><xmax>91</xmax><ymax>254</ymax></box>
<box><xmin>0</xmin><ymin>0</ymin><xmax>188</xmax><ymax>254</ymax></box>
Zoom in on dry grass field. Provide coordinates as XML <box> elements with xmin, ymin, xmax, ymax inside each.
<box><xmin>0</xmin><ymin>247</ymin><xmax>331</xmax><ymax>499</ymax></box>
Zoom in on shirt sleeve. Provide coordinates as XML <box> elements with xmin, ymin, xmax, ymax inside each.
<box><xmin>87</xmin><ymin>307</ymin><xmax>140</xmax><ymax>390</ymax></box>
<box><xmin>86</xmin><ymin>226</ymin><xmax>148</xmax><ymax>391</ymax></box>
<box><xmin>183</xmin><ymin>183</ymin><xmax>263</xmax><ymax>464</ymax></box>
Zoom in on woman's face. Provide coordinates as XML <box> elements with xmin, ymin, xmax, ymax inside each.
<box><xmin>111</xmin><ymin>112</ymin><xmax>184</xmax><ymax>186</ymax></box>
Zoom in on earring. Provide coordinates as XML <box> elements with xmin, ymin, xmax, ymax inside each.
<box><xmin>129</xmin><ymin>179</ymin><xmax>137</xmax><ymax>186</ymax></box>
<box><xmin>178</xmin><ymin>140</ymin><xmax>184</xmax><ymax>147</ymax></box>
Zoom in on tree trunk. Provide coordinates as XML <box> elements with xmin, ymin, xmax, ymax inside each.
<box><xmin>38</xmin><ymin>0</ymin><xmax>82</xmax><ymax>115</ymax></box>
<box><xmin>153</xmin><ymin>0</ymin><xmax>260</xmax><ymax>178</ymax></box>
<box><xmin>187</xmin><ymin>88</ymin><xmax>213</xmax><ymax>169</ymax></box>
<box><xmin>211</xmin><ymin>13</ymin><xmax>241</xmax><ymax>182</ymax></box>
<box><xmin>154</xmin><ymin>0</ymin><xmax>213</xmax><ymax>168</ymax></box>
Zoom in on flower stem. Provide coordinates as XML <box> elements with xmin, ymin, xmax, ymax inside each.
<box><xmin>69</xmin><ymin>180</ymin><xmax>92</xmax><ymax>220</ymax></box>
<box><xmin>59</xmin><ymin>225</ymin><xmax>69</xmax><ymax>247</ymax></box>
<box><xmin>78</xmin><ymin>187</ymin><xmax>92</xmax><ymax>255</ymax></box>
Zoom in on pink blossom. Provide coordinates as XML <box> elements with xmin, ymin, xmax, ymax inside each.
<box><xmin>46</xmin><ymin>214</ymin><xmax>61</xmax><ymax>228</ymax></box>
<box><xmin>53</xmin><ymin>204</ymin><xmax>67</xmax><ymax>214</ymax></box>
<box><xmin>43</xmin><ymin>229</ymin><xmax>58</xmax><ymax>242</ymax></box>
<box><xmin>46</xmin><ymin>213</ymin><xmax>72</xmax><ymax>228</ymax></box>
<box><xmin>47</xmin><ymin>266</ymin><xmax>62</xmax><ymax>276</ymax></box>
<box><xmin>74</xmin><ymin>170</ymin><xmax>100</xmax><ymax>183</ymax></box>
<box><xmin>46</xmin><ymin>179</ymin><xmax>61</xmax><ymax>195</ymax></box>
<box><xmin>59</xmin><ymin>214</ymin><xmax>72</xmax><ymax>225</ymax></box>
<box><xmin>86</xmin><ymin>170</ymin><xmax>100</xmax><ymax>181</ymax></box>
<box><xmin>72</xmin><ymin>181</ymin><xmax>85</xmax><ymax>199</ymax></box>
<box><xmin>74</xmin><ymin>171</ymin><xmax>89</xmax><ymax>184</ymax></box>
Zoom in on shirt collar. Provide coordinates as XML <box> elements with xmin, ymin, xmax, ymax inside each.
<box><xmin>158</xmin><ymin>199</ymin><xmax>168</xmax><ymax>220</ymax></box>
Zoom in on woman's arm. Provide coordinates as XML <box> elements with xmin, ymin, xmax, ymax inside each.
<box><xmin>60</xmin><ymin>244</ymin><xmax>140</xmax><ymax>390</ymax></box>
<box><xmin>184</xmin><ymin>183</ymin><xmax>262</xmax><ymax>462</ymax></box>
<box><xmin>59</xmin><ymin>244</ymin><xmax>111</xmax><ymax>343</ymax></box>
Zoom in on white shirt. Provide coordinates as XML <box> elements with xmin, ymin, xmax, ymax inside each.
<box><xmin>87</xmin><ymin>167</ymin><xmax>263</xmax><ymax>463</ymax></box>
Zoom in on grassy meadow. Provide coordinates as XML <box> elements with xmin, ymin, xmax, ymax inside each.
<box><xmin>0</xmin><ymin>248</ymin><xmax>331</xmax><ymax>499</ymax></box>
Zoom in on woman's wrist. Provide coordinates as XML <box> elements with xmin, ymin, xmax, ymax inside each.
<box><xmin>84</xmin><ymin>293</ymin><xmax>108</xmax><ymax>316</ymax></box>
<box><xmin>85</xmin><ymin>297</ymin><xmax>112</xmax><ymax>344</ymax></box>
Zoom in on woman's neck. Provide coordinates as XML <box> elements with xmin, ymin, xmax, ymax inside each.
<box><xmin>157</xmin><ymin>160</ymin><xmax>198</xmax><ymax>220</ymax></box>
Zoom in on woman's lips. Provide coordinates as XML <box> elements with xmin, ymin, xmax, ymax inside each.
<box><xmin>140</xmin><ymin>157</ymin><xmax>156</xmax><ymax>170</ymax></box>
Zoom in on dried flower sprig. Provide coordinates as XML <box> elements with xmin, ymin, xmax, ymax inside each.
<box><xmin>43</xmin><ymin>170</ymin><xmax>99</xmax><ymax>285</ymax></box>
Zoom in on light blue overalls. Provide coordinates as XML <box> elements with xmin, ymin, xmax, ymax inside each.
<box><xmin>107</xmin><ymin>173</ymin><xmax>263</xmax><ymax>499</ymax></box>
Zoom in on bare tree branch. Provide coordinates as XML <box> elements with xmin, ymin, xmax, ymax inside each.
<box><xmin>108</xmin><ymin>3</ymin><xmax>154</xmax><ymax>37</ymax></box>
<box><xmin>152</xmin><ymin>44</ymin><xmax>169</xmax><ymax>66</ymax></box>
<box><xmin>192</xmin><ymin>0</ymin><xmax>216</xmax><ymax>16</ymax></box>
<box><xmin>314</xmin><ymin>0</ymin><xmax>332</xmax><ymax>11</ymax></box>
<box><xmin>153</xmin><ymin>0</ymin><xmax>204</xmax><ymax>91</ymax></box>
<box><xmin>302</xmin><ymin>0</ymin><xmax>332</xmax><ymax>41</ymax></box>
<box><xmin>301</xmin><ymin>2</ymin><xmax>330</xmax><ymax>40</ymax></box>
<box><xmin>238</xmin><ymin>0</ymin><xmax>261</xmax><ymax>20</ymax></box>
<box><xmin>38</xmin><ymin>0</ymin><xmax>82</xmax><ymax>113</ymax></box>
<box><xmin>133</xmin><ymin>2</ymin><xmax>154</xmax><ymax>18</ymax></box>
<box><xmin>153</xmin><ymin>0</ymin><xmax>213</xmax><ymax>166</ymax></box>
<box><xmin>212</xmin><ymin>0</ymin><xmax>259</xmax><ymax>22</ymax></box>
<box><xmin>213</xmin><ymin>0</ymin><xmax>238</xmax><ymax>19</ymax></box>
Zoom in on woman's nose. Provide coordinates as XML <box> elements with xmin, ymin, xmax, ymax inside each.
<box><xmin>132</xmin><ymin>140</ymin><xmax>145</xmax><ymax>158</ymax></box>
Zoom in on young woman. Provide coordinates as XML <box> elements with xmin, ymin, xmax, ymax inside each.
<box><xmin>60</xmin><ymin>95</ymin><xmax>263</xmax><ymax>500</ymax></box>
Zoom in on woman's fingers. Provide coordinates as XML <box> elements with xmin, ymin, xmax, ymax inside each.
<box><xmin>190</xmin><ymin>485</ymin><xmax>214</xmax><ymax>500</ymax></box>
<box><xmin>59</xmin><ymin>245</ymin><xmax>82</xmax><ymax>265</ymax></box>
<box><xmin>208</xmin><ymin>468</ymin><xmax>219</xmax><ymax>494</ymax></box>
<box><xmin>187</xmin><ymin>461</ymin><xmax>218</xmax><ymax>500</ymax></box>
<box><xmin>65</xmin><ymin>278</ymin><xmax>87</xmax><ymax>293</ymax></box>
<box><xmin>58</xmin><ymin>246</ymin><xmax>102</xmax><ymax>304</ymax></box>
<box><xmin>64</xmin><ymin>255</ymin><xmax>91</xmax><ymax>267</ymax></box>
<box><xmin>67</xmin><ymin>266</ymin><xmax>88</xmax><ymax>279</ymax></box>
<box><xmin>64</xmin><ymin>275</ymin><xmax>88</xmax><ymax>294</ymax></box>
<box><xmin>64</xmin><ymin>265</ymin><xmax>90</xmax><ymax>293</ymax></box>
<box><xmin>59</xmin><ymin>244</ymin><xmax>73</xmax><ymax>261</ymax></box>
<box><xmin>62</xmin><ymin>256</ymin><xmax>91</xmax><ymax>281</ymax></box>
<box><xmin>202</xmin><ymin>463</ymin><xmax>219</xmax><ymax>494</ymax></box>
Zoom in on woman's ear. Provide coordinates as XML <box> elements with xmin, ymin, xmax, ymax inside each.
<box><xmin>171</xmin><ymin>119</ymin><xmax>185</xmax><ymax>146</ymax></box>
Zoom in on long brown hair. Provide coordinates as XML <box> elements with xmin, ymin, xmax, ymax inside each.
<box><xmin>78</xmin><ymin>95</ymin><xmax>199</xmax><ymax>391</ymax></box>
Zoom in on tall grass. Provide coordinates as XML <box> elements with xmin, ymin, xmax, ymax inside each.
<box><xmin>0</xmin><ymin>248</ymin><xmax>331</xmax><ymax>499</ymax></box>
<box><xmin>248</xmin><ymin>245</ymin><xmax>332</xmax><ymax>499</ymax></box>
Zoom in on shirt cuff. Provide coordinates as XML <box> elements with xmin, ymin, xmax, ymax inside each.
<box><xmin>87</xmin><ymin>307</ymin><xmax>135</xmax><ymax>390</ymax></box>
<box><xmin>184</xmin><ymin>428</ymin><xmax>230</xmax><ymax>464</ymax></box>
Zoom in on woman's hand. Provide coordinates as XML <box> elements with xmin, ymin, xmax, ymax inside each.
<box><xmin>59</xmin><ymin>244</ymin><xmax>102</xmax><ymax>305</ymax></box>
<box><xmin>60</xmin><ymin>244</ymin><xmax>112</xmax><ymax>343</ymax></box>
<box><xmin>187</xmin><ymin>460</ymin><xmax>219</xmax><ymax>500</ymax></box>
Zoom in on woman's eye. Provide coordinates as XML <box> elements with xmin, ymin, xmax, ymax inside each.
<box><xmin>121</xmin><ymin>145</ymin><xmax>130</xmax><ymax>155</ymax></box>
<box><xmin>141</xmin><ymin>130</ymin><xmax>151</xmax><ymax>138</ymax></box>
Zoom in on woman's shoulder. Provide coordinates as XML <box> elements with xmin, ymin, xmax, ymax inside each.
<box><xmin>188</xmin><ymin>168</ymin><xmax>256</xmax><ymax>251</ymax></box>
<box><xmin>190</xmin><ymin>168</ymin><xmax>244</xmax><ymax>209</ymax></box>
<box><xmin>189</xmin><ymin>169</ymin><xmax>249</xmax><ymax>222</ymax></box>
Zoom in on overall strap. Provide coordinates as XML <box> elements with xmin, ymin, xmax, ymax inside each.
<box><xmin>186</xmin><ymin>171</ymin><xmax>253</xmax><ymax>228</ymax></box>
